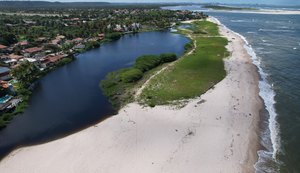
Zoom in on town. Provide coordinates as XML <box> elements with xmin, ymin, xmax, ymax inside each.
<box><xmin>0</xmin><ymin>5</ymin><xmax>207</xmax><ymax>128</ymax></box>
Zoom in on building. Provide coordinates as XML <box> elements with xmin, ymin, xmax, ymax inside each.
<box><xmin>98</xmin><ymin>33</ymin><xmax>105</xmax><ymax>40</ymax></box>
<box><xmin>16</xmin><ymin>40</ymin><xmax>29</xmax><ymax>47</ymax></box>
<box><xmin>0</xmin><ymin>67</ymin><xmax>11</xmax><ymax>81</ymax></box>
<box><xmin>23</xmin><ymin>47</ymin><xmax>43</xmax><ymax>57</ymax></box>
<box><xmin>0</xmin><ymin>44</ymin><xmax>7</xmax><ymax>50</ymax></box>
<box><xmin>74</xmin><ymin>44</ymin><xmax>85</xmax><ymax>50</ymax></box>
<box><xmin>72</xmin><ymin>38</ymin><xmax>83</xmax><ymax>43</ymax></box>
<box><xmin>9</xmin><ymin>54</ymin><xmax>23</xmax><ymax>60</ymax></box>
<box><xmin>0</xmin><ymin>44</ymin><xmax>8</xmax><ymax>53</ymax></box>
<box><xmin>40</xmin><ymin>54</ymin><xmax>66</xmax><ymax>68</ymax></box>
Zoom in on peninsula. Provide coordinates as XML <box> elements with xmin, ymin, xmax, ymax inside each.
<box><xmin>0</xmin><ymin>17</ymin><xmax>262</xmax><ymax>173</ymax></box>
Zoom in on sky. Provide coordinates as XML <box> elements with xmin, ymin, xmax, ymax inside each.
<box><xmin>52</xmin><ymin>0</ymin><xmax>300</xmax><ymax>6</ymax></box>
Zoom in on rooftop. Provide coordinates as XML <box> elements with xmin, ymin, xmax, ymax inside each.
<box><xmin>0</xmin><ymin>67</ymin><xmax>10</xmax><ymax>74</ymax></box>
<box><xmin>24</xmin><ymin>47</ymin><xmax>43</xmax><ymax>53</ymax></box>
<box><xmin>0</xmin><ymin>44</ymin><xmax>7</xmax><ymax>49</ymax></box>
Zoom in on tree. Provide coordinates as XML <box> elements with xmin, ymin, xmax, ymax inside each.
<box><xmin>159</xmin><ymin>53</ymin><xmax>177</xmax><ymax>63</ymax></box>
<box><xmin>120</xmin><ymin>68</ymin><xmax>143</xmax><ymax>83</ymax></box>
<box><xmin>11</xmin><ymin>61</ymin><xmax>40</xmax><ymax>88</ymax></box>
<box><xmin>0</xmin><ymin>33</ymin><xmax>18</xmax><ymax>46</ymax></box>
<box><xmin>134</xmin><ymin>55</ymin><xmax>161</xmax><ymax>72</ymax></box>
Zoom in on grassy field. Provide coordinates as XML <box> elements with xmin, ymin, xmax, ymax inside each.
<box><xmin>139</xmin><ymin>20</ymin><xmax>229</xmax><ymax>106</ymax></box>
<box><xmin>100</xmin><ymin>54</ymin><xmax>178</xmax><ymax>110</ymax></box>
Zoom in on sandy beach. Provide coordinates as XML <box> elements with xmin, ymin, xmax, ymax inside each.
<box><xmin>0</xmin><ymin>18</ymin><xmax>263</xmax><ymax>173</ymax></box>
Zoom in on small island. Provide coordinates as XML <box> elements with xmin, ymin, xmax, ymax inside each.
<box><xmin>203</xmin><ymin>5</ymin><xmax>257</xmax><ymax>11</ymax></box>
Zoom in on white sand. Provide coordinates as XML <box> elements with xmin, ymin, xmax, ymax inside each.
<box><xmin>0</xmin><ymin>18</ymin><xmax>262</xmax><ymax>173</ymax></box>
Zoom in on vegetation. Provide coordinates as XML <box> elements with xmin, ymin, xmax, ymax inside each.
<box><xmin>203</xmin><ymin>5</ymin><xmax>256</xmax><ymax>11</ymax></box>
<box><xmin>0</xmin><ymin>57</ymin><xmax>74</xmax><ymax>128</ymax></box>
<box><xmin>106</xmin><ymin>33</ymin><xmax>122</xmax><ymax>40</ymax></box>
<box><xmin>159</xmin><ymin>53</ymin><xmax>177</xmax><ymax>63</ymax></box>
<box><xmin>0</xmin><ymin>5</ymin><xmax>207</xmax><ymax>128</ymax></box>
<box><xmin>11</xmin><ymin>61</ymin><xmax>40</xmax><ymax>88</ymax></box>
<box><xmin>0</xmin><ymin>8</ymin><xmax>206</xmax><ymax>46</ymax></box>
<box><xmin>0</xmin><ymin>86</ymin><xmax>31</xmax><ymax>129</ymax></box>
<box><xmin>140</xmin><ymin>20</ymin><xmax>229</xmax><ymax>106</ymax></box>
<box><xmin>184</xmin><ymin>41</ymin><xmax>194</xmax><ymax>53</ymax></box>
<box><xmin>190</xmin><ymin>21</ymin><xmax>220</xmax><ymax>36</ymax></box>
<box><xmin>135</xmin><ymin>55</ymin><xmax>162</xmax><ymax>72</ymax></box>
<box><xmin>100</xmin><ymin>53</ymin><xmax>178</xmax><ymax>109</ymax></box>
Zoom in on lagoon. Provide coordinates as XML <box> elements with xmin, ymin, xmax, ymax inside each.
<box><xmin>0</xmin><ymin>31</ymin><xmax>189</xmax><ymax>159</ymax></box>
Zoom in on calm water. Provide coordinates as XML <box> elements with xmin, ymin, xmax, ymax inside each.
<box><xmin>0</xmin><ymin>31</ymin><xmax>189</xmax><ymax>159</ymax></box>
<box><xmin>165</xmin><ymin>5</ymin><xmax>300</xmax><ymax>173</ymax></box>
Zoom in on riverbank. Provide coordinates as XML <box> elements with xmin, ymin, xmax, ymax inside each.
<box><xmin>0</xmin><ymin>17</ymin><xmax>262</xmax><ymax>173</ymax></box>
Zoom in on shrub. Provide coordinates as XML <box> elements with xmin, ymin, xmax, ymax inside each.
<box><xmin>184</xmin><ymin>41</ymin><xmax>194</xmax><ymax>52</ymax></box>
<box><xmin>159</xmin><ymin>53</ymin><xmax>177</xmax><ymax>63</ymax></box>
<box><xmin>120</xmin><ymin>68</ymin><xmax>143</xmax><ymax>83</ymax></box>
<box><xmin>106</xmin><ymin>32</ymin><xmax>122</xmax><ymax>40</ymax></box>
<box><xmin>135</xmin><ymin>55</ymin><xmax>161</xmax><ymax>72</ymax></box>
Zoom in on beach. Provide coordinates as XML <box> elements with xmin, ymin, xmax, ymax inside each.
<box><xmin>0</xmin><ymin>17</ymin><xmax>263</xmax><ymax>173</ymax></box>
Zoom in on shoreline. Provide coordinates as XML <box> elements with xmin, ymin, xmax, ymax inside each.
<box><xmin>0</xmin><ymin>18</ymin><xmax>263</xmax><ymax>173</ymax></box>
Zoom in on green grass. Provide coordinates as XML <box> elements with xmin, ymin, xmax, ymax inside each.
<box><xmin>190</xmin><ymin>21</ymin><xmax>220</xmax><ymax>36</ymax></box>
<box><xmin>100</xmin><ymin>53</ymin><xmax>178</xmax><ymax>110</ymax></box>
<box><xmin>140</xmin><ymin>21</ymin><xmax>229</xmax><ymax>106</ymax></box>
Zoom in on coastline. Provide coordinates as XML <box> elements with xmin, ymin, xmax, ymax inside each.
<box><xmin>0</xmin><ymin>17</ymin><xmax>263</xmax><ymax>173</ymax></box>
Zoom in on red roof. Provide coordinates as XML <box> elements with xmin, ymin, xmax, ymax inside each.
<box><xmin>17</xmin><ymin>41</ymin><xmax>29</xmax><ymax>46</ymax></box>
<box><xmin>72</xmin><ymin>38</ymin><xmax>83</xmax><ymax>42</ymax></box>
<box><xmin>24</xmin><ymin>47</ymin><xmax>43</xmax><ymax>53</ymax></box>
<box><xmin>48</xmin><ymin>55</ymin><xmax>64</xmax><ymax>63</ymax></box>
<box><xmin>0</xmin><ymin>44</ymin><xmax>7</xmax><ymax>49</ymax></box>
<box><xmin>9</xmin><ymin>54</ymin><xmax>23</xmax><ymax>60</ymax></box>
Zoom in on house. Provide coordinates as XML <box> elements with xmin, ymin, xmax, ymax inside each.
<box><xmin>0</xmin><ymin>54</ymin><xmax>9</xmax><ymax>61</ymax></box>
<box><xmin>0</xmin><ymin>80</ymin><xmax>9</xmax><ymax>89</ymax></box>
<box><xmin>0</xmin><ymin>67</ymin><xmax>11</xmax><ymax>81</ymax></box>
<box><xmin>40</xmin><ymin>54</ymin><xmax>66</xmax><ymax>68</ymax></box>
<box><xmin>98</xmin><ymin>33</ymin><xmax>105</xmax><ymax>40</ymax></box>
<box><xmin>21</xmin><ymin>58</ymin><xmax>38</xmax><ymax>64</ymax></box>
<box><xmin>37</xmin><ymin>37</ymin><xmax>47</xmax><ymax>42</ymax></box>
<box><xmin>3</xmin><ymin>59</ymin><xmax>18</xmax><ymax>67</ymax></box>
<box><xmin>23</xmin><ymin>20</ymin><xmax>36</xmax><ymax>25</ymax></box>
<box><xmin>51</xmin><ymin>35</ymin><xmax>65</xmax><ymax>45</ymax></box>
<box><xmin>114</xmin><ymin>24</ymin><xmax>123</xmax><ymax>32</ymax></box>
<box><xmin>74</xmin><ymin>44</ymin><xmax>85</xmax><ymax>50</ymax></box>
<box><xmin>0</xmin><ymin>44</ymin><xmax>8</xmax><ymax>53</ymax></box>
<box><xmin>16</xmin><ymin>40</ymin><xmax>29</xmax><ymax>47</ymax></box>
<box><xmin>23</xmin><ymin>47</ymin><xmax>43</xmax><ymax>56</ymax></box>
<box><xmin>51</xmin><ymin>39</ymin><xmax>61</xmax><ymax>45</ymax></box>
<box><xmin>9</xmin><ymin>54</ymin><xmax>23</xmax><ymax>60</ymax></box>
<box><xmin>0</xmin><ymin>44</ymin><xmax>7</xmax><ymax>50</ymax></box>
<box><xmin>56</xmin><ymin>35</ymin><xmax>65</xmax><ymax>40</ymax></box>
<box><xmin>72</xmin><ymin>38</ymin><xmax>83</xmax><ymax>43</ymax></box>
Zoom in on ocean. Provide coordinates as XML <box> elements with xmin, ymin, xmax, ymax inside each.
<box><xmin>164</xmin><ymin>5</ymin><xmax>300</xmax><ymax>173</ymax></box>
